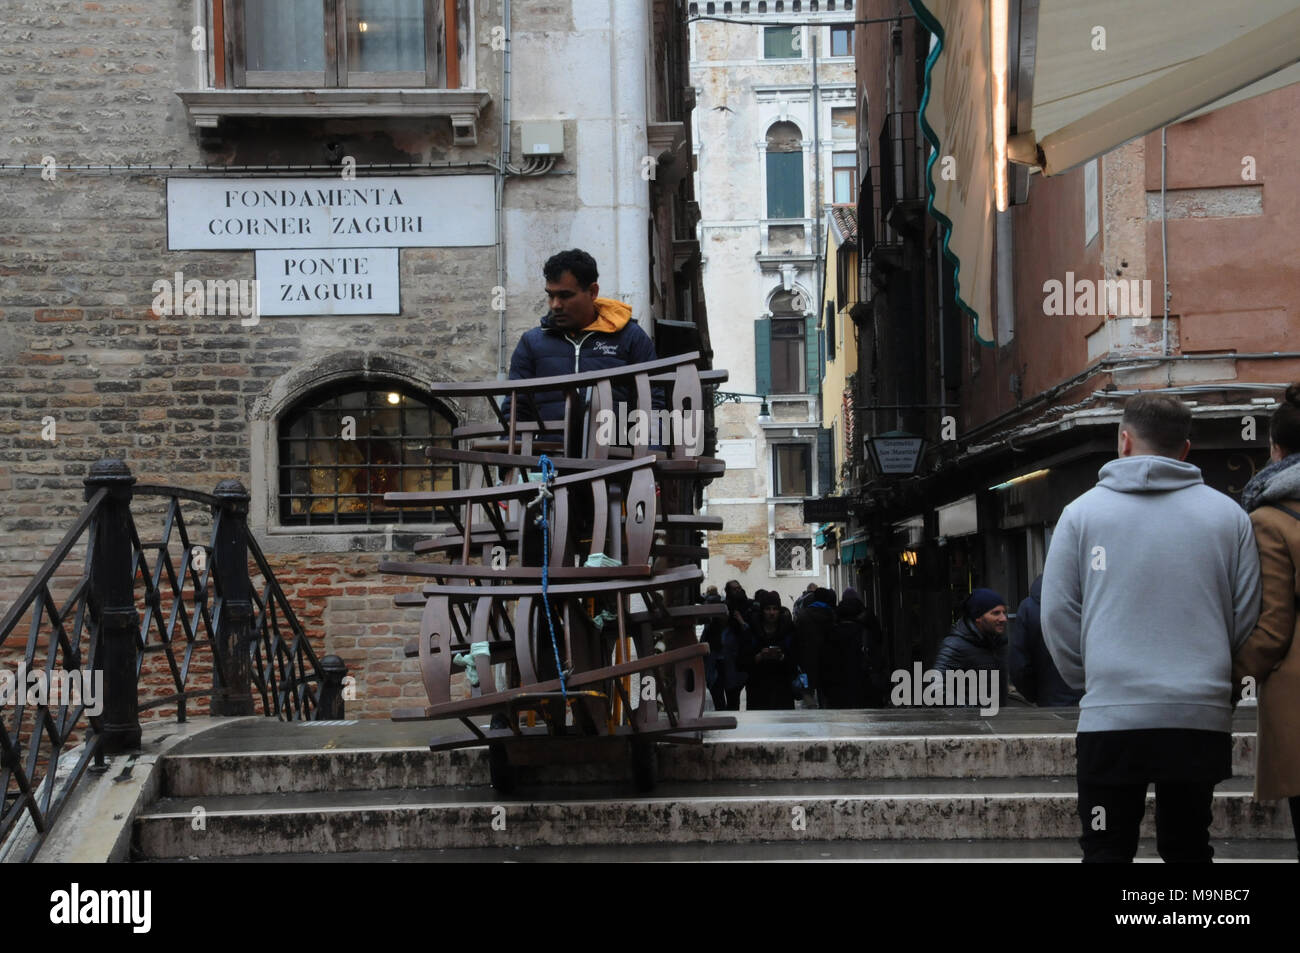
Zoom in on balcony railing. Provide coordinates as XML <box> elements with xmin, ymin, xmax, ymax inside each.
<box><xmin>879</xmin><ymin>110</ymin><xmax>923</xmax><ymax>216</ymax></box>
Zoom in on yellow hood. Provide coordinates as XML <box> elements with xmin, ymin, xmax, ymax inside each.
<box><xmin>585</xmin><ymin>297</ymin><xmax>633</xmax><ymax>333</ymax></box>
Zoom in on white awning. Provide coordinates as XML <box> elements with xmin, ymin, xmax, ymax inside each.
<box><xmin>911</xmin><ymin>0</ymin><xmax>1300</xmax><ymax>344</ymax></box>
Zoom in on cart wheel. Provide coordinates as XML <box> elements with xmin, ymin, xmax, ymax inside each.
<box><xmin>489</xmin><ymin>713</ymin><xmax>517</xmax><ymax>795</ymax></box>
<box><xmin>631</xmin><ymin>736</ymin><xmax>657</xmax><ymax>793</ymax></box>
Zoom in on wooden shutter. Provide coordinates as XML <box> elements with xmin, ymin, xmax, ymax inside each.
<box><xmin>804</xmin><ymin>314</ymin><xmax>818</xmax><ymax>395</ymax></box>
<box><xmin>766</xmin><ymin>151</ymin><xmax>803</xmax><ymax>219</ymax></box>
<box><xmin>818</xmin><ymin>427</ymin><xmax>834</xmax><ymax>495</ymax></box>
<box><xmin>825</xmin><ymin>301</ymin><xmax>836</xmax><ymax>359</ymax></box>
<box><xmin>754</xmin><ymin>318</ymin><xmax>772</xmax><ymax>396</ymax></box>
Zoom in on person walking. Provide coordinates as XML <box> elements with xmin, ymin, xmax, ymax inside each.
<box><xmin>1234</xmin><ymin>383</ymin><xmax>1300</xmax><ymax>857</ymax></box>
<box><xmin>1009</xmin><ymin>574</ymin><xmax>1082</xmax><ymax>707</ymax></box>
<box><xmin>713</xmin><ymin>584</ymin><xmax>751</xmax><ymax>712</ymax></box>
<box><xmin>737</xmin><ymin>590</ymin><xmax>797</xmax><ymax>710</ymax></box>
<box><xmin>794</xmin><ymin>588</ymin><xmax>837</xmax><ymax>708</ymax></box>
<box><xmin>1042</xmin><ymin>393</ymin><xmax>1261</xmax><ymax>863</ymax></box>
<box><xmin>819</xmin><ymin>591</ymin><xmax>868</xmax><ymax>708</ymax></box>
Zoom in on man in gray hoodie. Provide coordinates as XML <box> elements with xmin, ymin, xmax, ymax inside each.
<box><xmin>1042</xmin><ymin>394</ymin><xmax>1261</xmax><ymax>862</ymax></box>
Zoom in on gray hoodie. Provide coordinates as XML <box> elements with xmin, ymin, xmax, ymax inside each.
<box><xmin>1041</xmin><ymin>455</ymin><xmax>1261</xmax><ymax>733</ymax></box>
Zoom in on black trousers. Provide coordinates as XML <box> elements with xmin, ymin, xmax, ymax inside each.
<box><xmin>1076</xmin><ymin>778</ymin><xmax>1216</xmax><ymax>862</ymax></box>
<box><xmin>1075</xmin><ymin>728</ymin><xmax>1231</xmax><ymax>863</ymax></box>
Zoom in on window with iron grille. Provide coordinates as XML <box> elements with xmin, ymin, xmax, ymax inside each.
<box><xmin>278</xmin><ymin>382</ymin><xmax>456</xmax><ymax>525</ymax></box>
<box><xmin>774</xmin><ymin>536</ymin><xmax>813</xmax><ymax>572</ymax></box>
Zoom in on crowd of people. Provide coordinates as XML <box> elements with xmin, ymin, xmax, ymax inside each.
<box><xmin>698</xmin><ymin>391</ymin><xmax>1300</xmax><ymax>861</ymax></box>
<box><xmin>699</xmin><ymin>580</ymin><xmax>888</xmax><ymax>711</ymax></box>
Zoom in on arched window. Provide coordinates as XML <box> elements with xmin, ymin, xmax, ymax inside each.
<box><xmin>277</xmin><ymin>382</ymin><xmax>456</xmax><ymax>525</ymax></box>
<box><xmin>766</xmin><ymin>121</ymin><xmax>804</xmax><ymax>219</ymax></box>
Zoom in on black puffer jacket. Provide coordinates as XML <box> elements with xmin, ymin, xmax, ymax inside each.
<box><xmin>1010</xmin><ymin>574</ymin><xmax>1083</xmax><ymax>707</ymax></box>
<box><xmin>933</xmin><ymin>616</ymin><xmax>1008</xmax><ymax>706</ymax></box>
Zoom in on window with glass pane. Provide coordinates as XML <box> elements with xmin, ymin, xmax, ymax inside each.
<box><xmin>347</xmin><ymin>0</ymin><xmax>425</xmax><ymax>72</ymax></box>
<box><xmin>764</xmin><ymin>26</ymin><xmax>799</xmax><ymax>58</ymax></box>
<box><xmin>231</xmin><ymin>0</ymin><xmax>449</xmax><ymax>88</ymax></box>
<box><xmin>830</xmin><ymin>24</ymin><xmax>854</xmax><ymax>56</ymax></box>
<box><xmin>773</xmin><ymin>445</ymin><xmax>811</xmax><ymax>497</ymax></box>
<box><xmin>770</xmin><ymin>318</ymin><xmax>805</xmax><ymax>393</ymax></box>
<box><xmin>833</xmin><ymin>152</ymin><xmax>857</xmax><ymax>203</ymax></box>
<box><xmin>278</xmin><ymin>383</ymin><xmax>456</xmax><ymax>526</ymax></box>
<box><xmin>242</xmin><ymin>0</ymin><xmax>327</xmax><ymax>84</ymax></box>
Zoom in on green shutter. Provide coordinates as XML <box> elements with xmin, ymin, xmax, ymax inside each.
<box><xmin>805</xmin><ymin>314</ymin><xmax>818</xmax><ymax>395</ymax></box>
<box><xmin>818</xmin><ymin>427</ymin><xmax>834</xmax><ymax>495</ymax></box>
<box><xmin>754</xmin><ymin>318</ymin><xmax>772</xmax><ymax>396</ymax></box>
<box><xmin>825</xmin><ymin>301</ymin><xmax>836</xmax><ymax>359</ymax></box>
<box><xmin>766</xmin><ymin>151</ymin><xmax>803</xmax><ymax>219</ymax></box>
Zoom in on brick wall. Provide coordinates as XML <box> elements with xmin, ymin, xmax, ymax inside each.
<box><xmin>0</xmin><ymin>0</ymin><xmax>516</xmax><ymax>718</ymax></box>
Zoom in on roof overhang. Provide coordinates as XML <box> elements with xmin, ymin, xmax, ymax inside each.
<box><xmin>910</xmin><ymin>0</ymin><xmax>1300</xmax><ymax>345</ymax></box>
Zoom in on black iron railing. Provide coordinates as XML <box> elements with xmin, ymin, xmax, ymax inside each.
<box><xmin>878</xmin><ymin>110</ymin><xmax>922</xmax><ymax>215</ymax></box>
<box><xmin>0</xmin><ymin>459</ymin><xmax>346</xmax><ymax>862</ymax></box>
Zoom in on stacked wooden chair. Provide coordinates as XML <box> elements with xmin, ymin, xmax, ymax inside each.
<box><xmin>379</xmin><ymin>352</ymin><xmax>734</xmax><ymax>791</ymax></box>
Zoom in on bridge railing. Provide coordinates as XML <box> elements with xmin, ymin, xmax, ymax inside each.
<box><xmin>0</xmin><ymin>459</ymin><xmax>346</xmax><ymax>862</ymax></box>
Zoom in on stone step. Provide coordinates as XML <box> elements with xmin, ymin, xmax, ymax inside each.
<box><xmin>133</xmin><ymin>776</ymin><xmax>1292</xmax><ymax>859</ymax></box>
<box><xmin>158</xmin><ymin>711</ymin><xmax>1263</xmax><ymax>795</ymax></box>
<box><xmin>141</xmin><ymin>837</ymin><xmax>1299</xmax><ymax>863</ymax></box>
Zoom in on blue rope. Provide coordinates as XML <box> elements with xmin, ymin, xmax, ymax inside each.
<box><xmin>536</xmin><ymin>454</ymin><xmax>566</xmax><ymax>701</ymax></box>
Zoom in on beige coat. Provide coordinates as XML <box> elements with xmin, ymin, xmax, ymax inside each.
<box><xmin>1233</xmin><ymin>499</ymin><xmax>1300</xmax><ymax>800</ymax></box>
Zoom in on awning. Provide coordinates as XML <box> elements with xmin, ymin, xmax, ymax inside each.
<box><xmin>840</xmin><ymin>536</ymin><xmax>870</xmax><ymax>563</ymax></box>
<box><xmin>910</xmin><ymin>0</ymin><xmax>1300</xmax><ymax>345</ymax></box>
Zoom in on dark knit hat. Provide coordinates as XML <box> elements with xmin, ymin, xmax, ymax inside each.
<box><xmin>757</xmin><ymin>590</ymin><xmax>781</xmax><ymax>608</ymax></box>
<box><xmin>967</xmin><ymin>588</ymin><xmax>1007</xmax><ymax>619</ymax></box>
<box><xmin>842</xmin><ymin>587</ymin><xmax>860</xmax><ymax>602</ymax></box>
<box><xmin>813</xmin><ymin>587</ymin><xmax>837</xmax><ymax>607</ymax></box>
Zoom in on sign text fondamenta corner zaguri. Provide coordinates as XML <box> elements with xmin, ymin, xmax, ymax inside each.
<box><xmin>166</xmin><ymin>176</ymin><xmax>496</xmax><ymax>250</ymax></box>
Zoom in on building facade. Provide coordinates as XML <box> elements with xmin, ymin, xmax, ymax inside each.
<box><xmin>0</xmin><ymin>0</ymin><xmax>709</xmax><ymax>717</ymax></box>
<box><xmin>849</xmin><ymin>0</ymin><xmax>1300</xmax><ymax>681</ymax></box>
<box><xmin>688</xmin><ymin>0</ymin><xmax>856</xmax><ymax>603</ymax></box>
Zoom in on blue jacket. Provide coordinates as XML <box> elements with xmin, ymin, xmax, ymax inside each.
<box><xmin>506</xmin><ymin>298</ymin><xmax>659</xmax><ymax>422</ymax></box>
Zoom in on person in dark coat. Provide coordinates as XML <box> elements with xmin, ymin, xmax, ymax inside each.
<box><xmin>700</xmin><ymin>586</ymin><xmax>727</xmax><ymax>710</ymax></box>
<box><xmin>820</xmin><ymin>593</ymin><xmax>868</xmax><ymax>708</ymax></box>
<box><xmin>842</xmin><ymin>587</ymin><xmax>888</xmax><ymax>706</ymax></box>
<box><xmin>1009</xmin><ymin>574</ymin><xmax>1082</xmax><ymax>706</ymax></box>
<box><xmin>738</xmin><ymin>590</ymin><xmax>797</xmax><ymax>709</ymax></box>
<box><xmin>714</xmin><ymin>586</ymin><xmax>751</xmax><ymax>711</ymax></box>
<box><xmin>933</xmin><ymin>588</ymin><xmax>1009</xmax><ymax>707</ymax></box>
<box><xmin>792</xmin><ymin>582</ymin><xmax>818</xmax><ymax>622</ymax></box>
<box><xmin>794</xmin><ymin>587</ymin><xmax>837</xmax><ymax>707</ymax></box>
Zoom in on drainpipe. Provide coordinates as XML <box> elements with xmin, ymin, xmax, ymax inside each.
<box><xmin>811</xmin><ymin>31</ymin><xmax>822</xmax><ymax>345</ymax></box>
<box><xmin>496</xmin><ymin>0</ymin><xmax>512</xmax><ymax>378</ymax></box>
<box><xmin>1160</xmin><ymin>126</ymin><xmax>1171</xmax><ymax>384</ymax></box>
